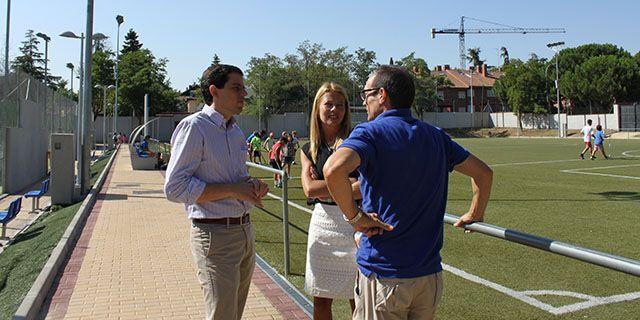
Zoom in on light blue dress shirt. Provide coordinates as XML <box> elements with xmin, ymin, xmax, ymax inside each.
<box><xmin>164</xmin><ymin>105</ymin><xmax>251</xmax><ymax>219</ymax></box>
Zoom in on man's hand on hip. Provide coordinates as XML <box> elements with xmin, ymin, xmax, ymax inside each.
<box><xmin>354</xmin><ymin>212</ymin><xmax>394</xmax><ymax>238</ymax></box>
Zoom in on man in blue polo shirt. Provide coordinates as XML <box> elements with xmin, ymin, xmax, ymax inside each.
<box><xmin>324</xmin><ymin>65</ymin><xmax>493</xmax><ymax>319</ymax></box>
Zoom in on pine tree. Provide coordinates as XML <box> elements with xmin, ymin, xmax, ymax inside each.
<box><xmin>121</xmin><ymin>29</ymin><xmax>143</xmax><ymax>55</ymax></box>
<box><xmin>11</xmin><ymin>30</ymin><xmax>45</xmax><ymax>80</ymax></box>
<box><xmin>211</xmin><ymin>54</ymin><xmax>221</xmax><ymax>66</ymax></box>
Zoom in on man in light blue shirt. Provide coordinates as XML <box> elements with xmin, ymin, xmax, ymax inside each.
<box><xmin>164</xmin><ymin>64</ymin><xmax>268</xmax><ymax>320</ymax></box>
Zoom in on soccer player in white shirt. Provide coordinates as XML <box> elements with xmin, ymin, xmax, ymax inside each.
<box><xmin>580</xmin><ymin>119</ymin><xmax>594</xmax><ymax>159</ymax></box>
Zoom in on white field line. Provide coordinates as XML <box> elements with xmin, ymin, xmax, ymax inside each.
<box><xmin>561</xmin><ymin>164</ymin><xmax>640</xmax><ymax>180</ymax></box>
<box><xmin>444</xmin><ymin>264</ymin><xmax>640</xmax><ymax>315</ymax></box>
<box><xmin>266</xmin><ymin>183</ymin><xmax>640</xmax><ymax>315</ymax></box>
<box><xmin>622</xmin><ymin>150</ymin><xmax>640</xmax><ymax>158</ymax></box>
<box><xmin>266</xmin><ymin>192</ymin><xmax>313</xmax><ymax>215</ymax></box>
<box><xmin>490</xmin><ymin>159</ymin><xmax>582</xmax><ymax>167</ymax></box>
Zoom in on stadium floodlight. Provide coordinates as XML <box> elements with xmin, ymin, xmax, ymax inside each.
<box><xmin>547</xmin><ymin>41</ymin><xmax>565</xmax><ymax>138</ymax></box>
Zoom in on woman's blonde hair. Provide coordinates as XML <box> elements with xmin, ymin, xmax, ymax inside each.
<box><xmin>309</xmin><ymin>82</ymin><xmax>352</xmax><ymax>163</ymax></box>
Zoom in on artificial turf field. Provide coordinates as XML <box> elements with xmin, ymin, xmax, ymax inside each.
<box><xmin>247</xmin><ymin>137</ymin><xmax>640</xmax><ymax>319</ymax></box>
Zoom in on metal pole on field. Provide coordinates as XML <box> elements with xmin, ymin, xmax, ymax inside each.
<box><xmin>282</xmin><ymin>171</ymin><xmax>290</xmax><ymax>276</ymax></box>
<box><xmin>443</xmin><ymin>213</ymin><xmax>640</xmax><ymax>277</ymax></box>
<box><xmin>245</xmin><ymin>161</ymin><xmax>290</xmax><ymax>276</ymax></box>
<box><xmin>547</xmin><ymin>41</ymin><xmax>565</xmax><ymax>138</ymax></box>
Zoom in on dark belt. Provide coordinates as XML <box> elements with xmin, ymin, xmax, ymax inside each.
<box><xmin>193</xmin><ymin>214</ymin><xmax>250</xmax><ymax>225</ymax></box>
<box><xmin>307</xmin><ymin>198</ymin><xmax>337</xmax><ymax>206</ymax></box>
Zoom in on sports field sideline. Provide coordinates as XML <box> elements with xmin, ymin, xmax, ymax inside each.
<box><xmin>247</xmin><ymin>137</ymin><xmax>640</xmax><ymax>319</ymax></box>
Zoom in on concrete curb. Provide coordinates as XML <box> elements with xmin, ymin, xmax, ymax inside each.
<box><xmin>12</xmin><ymin>146</ymin><xmax>119</xmax><ymax>320</ymax></box>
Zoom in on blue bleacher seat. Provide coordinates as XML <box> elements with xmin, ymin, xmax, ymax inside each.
<box><xmin>24</xmin><ymin>179</ymin><xmax>49</xmax><ymax>212</ymax></box>
<box><xmin>1</xmin><ymin>197</ymin><xmax>22</xmax><ymax>238</ymax></box>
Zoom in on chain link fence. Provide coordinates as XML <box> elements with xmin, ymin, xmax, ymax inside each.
<box><xmin>0</xmin><ymin>70</ymin><xmax>77</xmax><ymax>194</ymax></box>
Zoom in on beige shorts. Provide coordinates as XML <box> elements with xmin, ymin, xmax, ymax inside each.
<box><xmin>353</xmin><ymin>270</ymin><xmax>443</xmax><ymax>320</ymax></box>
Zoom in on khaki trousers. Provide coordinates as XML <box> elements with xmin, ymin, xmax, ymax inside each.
<box><xmin>353</xmin><ymin>270</ymin><xmax>443</xmax><ymax>320</ymax></box>
<box><xmin>190</xmin><ymin>221</ymin><xmax>255</xmax><ymax>320</ymax></box>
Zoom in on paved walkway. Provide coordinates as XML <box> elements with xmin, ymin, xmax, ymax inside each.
<box><xmin>41</xmin><ymin>146</ymin><xmax>310</xmax><ymax>319</ymax></box>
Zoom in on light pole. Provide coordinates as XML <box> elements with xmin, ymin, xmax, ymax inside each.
<box><xmin>114</xmin><ymin>14</ymin><xmax>124</xmax><ymax>135</ymax></box>
<box><xmin>60</xmin><ymin>30</ymin><xmax>107</xmax><ymax>189</ymax></box>
<box><xmin>4</xmin><ymin>0</ymin><xmax>10</xmax><ymax>76</ymax></box>
<box><xmin>66</xmin><ymin>63</ymin><xmax>74</xmax><ymax>93</ymax></box>
<box><xmin>547</xmin><ymin>41</ymin><xmax>565</xmax><ymax>138</ymax></box>
<box><xmin>95</xmin><ymin>84</ymin><xmax>115</xmax><ymax>150</ymax></box>
<box><xmin>36</xmin><ymin>32</ymin><xmax>52</xmax><ymax>133</ymax></box>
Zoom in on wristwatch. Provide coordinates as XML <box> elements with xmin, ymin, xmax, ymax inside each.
<box><xmin>344</xmin><ymin>209</ymin><xmax>364</xmax><ymax>225</ymax></box>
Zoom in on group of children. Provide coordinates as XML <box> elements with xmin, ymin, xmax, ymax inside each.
<box><xmin>246</xmin><ymin>130</ymin><xmax>299</xmax><ymax>188</ymax></box>
<box><xmin>580</xmin><ymin>119</ymin><xmax>609</xmax><ymax>160</ymax></box>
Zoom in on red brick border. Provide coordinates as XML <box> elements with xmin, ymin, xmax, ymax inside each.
<box><xmin>39</xmin><ymin>155</ymin><xmax>118</xmax><ymax>319</ymax></box>
<box><xmin>251</xmin><ymin>266</ymin><xmax>311</xmax><ymax>319</ymax></box>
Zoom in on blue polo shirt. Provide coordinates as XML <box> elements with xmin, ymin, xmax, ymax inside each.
<box><xmin>340</xmin><ymin>108</ymin><xmax>469</xmax><ymax>278</ymax></box>
<box><xmin>594</xmin><ymin>131</ymin><xmax>605</xmax><ymax>145</ymax></box>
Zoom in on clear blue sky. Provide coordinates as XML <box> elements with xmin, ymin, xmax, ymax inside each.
<box><xmin>3</xmin><ymin>0</ymin><xmax>639</xmax><ymax>92</ymax></box>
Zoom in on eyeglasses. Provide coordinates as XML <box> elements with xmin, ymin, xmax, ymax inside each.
<box><xmin>359</xmin><ymin>87</ymin><xmax>380</xmax><ymax>101</ymax></box>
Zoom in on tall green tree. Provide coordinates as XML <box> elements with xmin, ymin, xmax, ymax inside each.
<box><xmin>121</xmin><ymin>29</ymin><xmax>143</xmax><ymax>55</ymax></box>
<box><xmin>118</xmin><ymin>49</ymin><xmax>178</xmax><ymax>118</ymax></box>
<box><xmin>351</xmin><ymin>47</ymin><xmax>378</xmax><ymax>93</ymax></box>
<box><xmin>562</xmin><ymin>55</ymin><xmax>640</xmax><ymax>113</ymax></box>
<box><xmin>11</xmin><ymin>30</ymin><xmax>45</xmax><ymax>80</ymax></box>
<box><xmin>91</xmin><ymin>48</ymin><xmax>116</xmax><ymax>117</ymax></box>
<box><xmin>493</xmin><ymin>56</ymin><xmax>551</xmax><ymax>131</ymax></box>
<box><xmin>555</xmin><ymin>44</ymin><xmax>639</xmax><ymax>113</ymax></box>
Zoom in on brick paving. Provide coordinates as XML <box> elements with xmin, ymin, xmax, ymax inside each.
<box><xmin>41</xmin><ymin>146</ymin><xmax>310</xmax><ymax>319</ymax></box>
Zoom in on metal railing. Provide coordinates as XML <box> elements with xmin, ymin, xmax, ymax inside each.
<box><xmin>245</xmin><ymin>161</ymin><xmax>291</xmax><ymax>275</ymax></box>
<box><xmin>444</xmin><ymin>213</ymin><xmax>640</xmax><ymax>277</ymax></box>
<box><xmin>257</xmin><ymin>194</ymin><xmax>640</xmax><ymax>277</ymax></box>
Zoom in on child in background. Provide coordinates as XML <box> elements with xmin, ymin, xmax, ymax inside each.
<box><xmin>263</xmin><ymin>132</ymin><xmax>275</xmax><ymax>153</ymax></box>
<box><xmin>590</xmin><ymin>125</ymin><xmax>609</xmax><ymax>160</ymax></box>
<box><xmin>290</xmin><ymin>130</ymin><xmax>300</xmax><ymax>164</ymax></box>
<box><xmin>250</xmin><ymin>132</ymin><xmax>265</xmax><ymax>164</ymax></box>
<box><xmin>269</xmin><ymin>136</ymin><xmax>287</xmax><ymax>188</ymax></box>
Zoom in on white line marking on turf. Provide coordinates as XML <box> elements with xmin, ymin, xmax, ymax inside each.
<box><xmin>444</xmin><ymin>264</ymin><xmax>640</xmax><ymax>315</ymax></box>
<box><xmin>266</xmin><ymin>192</ymin><xmax>640</xmax><ymax>315</ymax></box>
<box><xmin>561</xmin><ymin>164</ymin><xmax>640</xmax><ymax>180</ymax></box>
<box><xmin>265</xmin><ymin>192</ymin><xmax>313</xmax><ymax>214</ymax></box>
<box><xmin>622</xmin><ymin>150</ymin><xmax>640</xmax><ymax>158</ymax></box>
<box><xmin>490</xmin><ymin>159</ymin><xmax>582</xmax><ymax>167</ymax></box>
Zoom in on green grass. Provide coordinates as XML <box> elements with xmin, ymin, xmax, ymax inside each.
<box><xmin>0</xmin><ymin>150</ymin><xmax>113</xmax><ymax>319</ymax></box>
<box><xmin>249</xmin><ymin>138</ymin><xmax>640</xmax><ymax>319</ymax></box>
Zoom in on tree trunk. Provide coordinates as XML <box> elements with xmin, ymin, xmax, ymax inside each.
<box><xmin>517</xmin><ymin>110</ymin><xmax>523</xmax><ymax>136</ymax></box>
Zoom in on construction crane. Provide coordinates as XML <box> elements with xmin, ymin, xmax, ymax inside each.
<box><xmin>431</xmin><ymin>16</ymin><xmax>566</xmax><ymax>69</ymax></box>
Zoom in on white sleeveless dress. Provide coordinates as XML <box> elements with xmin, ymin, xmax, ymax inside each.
<box><xmin>304</xmin><ymin>202</ymin><xmax>358</xmax><ymax>299</ymax></box>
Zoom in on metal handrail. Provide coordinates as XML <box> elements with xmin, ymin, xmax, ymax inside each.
<box><xmin>246</xmin><ymin>161</ymin><xmax>291</xmax><ymax>276</ymax></box>
<box><xmin>443</xmin><ymin>213</ymin><xmax>640</xmax><ymax>277</ymax></box>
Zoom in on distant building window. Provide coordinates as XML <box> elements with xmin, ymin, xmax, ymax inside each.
<box><xmin>458</xmin><ymin>91</ymin><xmax>466</xmax><ymax>99</ymax></box>
<box><xmin>487</xmin><ymin>89</ymin><xmax>495</xmax><ymax>97</ymax></box>
<box><xmin>437</xmin><ymin>91</ymin><xmax>444</xmax><ymax>99</ymax></box>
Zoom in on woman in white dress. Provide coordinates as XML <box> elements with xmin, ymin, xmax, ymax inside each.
<box><xmin>301</xmin><ymin>82</ymin><xmax>360</xmax><ymax>319</ymax></box>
